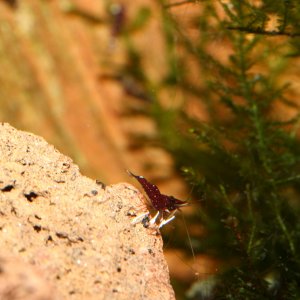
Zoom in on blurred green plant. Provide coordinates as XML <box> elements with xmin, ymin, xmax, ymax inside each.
<box><xmin>116</xmin><ymin>0</ymin><xmax>300</xmax><ymax>299</ymax></box>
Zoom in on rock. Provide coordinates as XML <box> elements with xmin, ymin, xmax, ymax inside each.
<box><xmin>0</xmin><ymin>254</ymin><xmax>55</xmax><ymax>300</ymax></box>
<box><xmin>0</xmin><ymin>123</ymin><xmax>175</xmax><ymax>300</ymax></box>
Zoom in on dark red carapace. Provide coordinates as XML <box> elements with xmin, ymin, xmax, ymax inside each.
<box><xmin>127</xmin><ymin>170</ymin><xmax>188</xmax><ymax>213</ymax></box>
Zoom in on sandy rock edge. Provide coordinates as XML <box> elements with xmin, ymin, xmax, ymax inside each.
<box><xmin>0</xmin><ymin>123</ymin><xmax>175</xmax><ymax>300</ymax></box>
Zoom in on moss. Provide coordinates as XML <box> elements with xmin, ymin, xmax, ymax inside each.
<box><xmin>118</xmin><ymin>1</ymin><xmax>300</xmax><ymax>299</ymax></box>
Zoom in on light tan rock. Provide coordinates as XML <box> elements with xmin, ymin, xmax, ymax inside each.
<box><xmin>0</xmin><ymin>123</ymin><xmax>175</xmax><ymax>300</ymax></box>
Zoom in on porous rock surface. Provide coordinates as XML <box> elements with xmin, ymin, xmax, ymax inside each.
<box><xmin>0</xmin><ymin>123</ymin><xmax>175</xmax><ymax>300</ymax></box>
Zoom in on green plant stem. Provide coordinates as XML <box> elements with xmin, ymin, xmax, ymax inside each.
<box><xmin>272</xmin><ymin>193</ymin><xmax>296</xmax><ymax>256</ymax></box>
<box><xmin>246</xmin><ymin>185</ymin><xmax>256</xmax><ymax>255</ymax></box>
<box><xmin>236</xmin><ymin>34</ymin><xmax>272</xmax><ymax>174</ymax></box>
<box><xmin>236</xmin><ymin>32</ymin><xmax>296</xmax><ymax>258</ymax></box>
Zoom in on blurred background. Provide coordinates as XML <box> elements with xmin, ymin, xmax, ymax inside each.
<box><xmin>1</xmin><ymin>0</ymin><xmax>300</xmax><ymax>299</ymax></box>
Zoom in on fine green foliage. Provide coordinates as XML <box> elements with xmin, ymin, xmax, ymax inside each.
<box><xmin>118</xmin><ymin>1</ymin><xmax>300</xmax><ymax>299</ymax></box>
